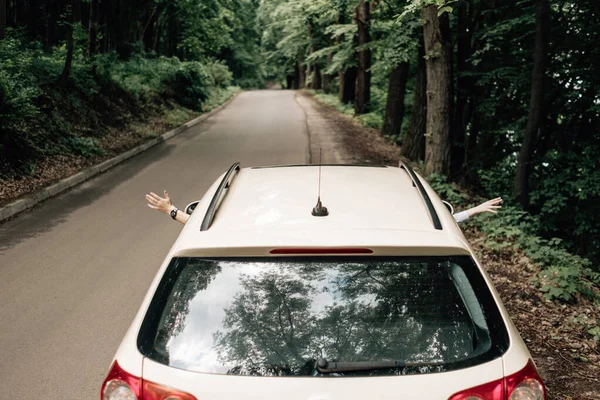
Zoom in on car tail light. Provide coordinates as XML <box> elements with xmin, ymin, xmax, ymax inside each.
<box><xmin>143</xmin><ymin>380</ymin><xmax>197</xmax><ymax>400</ymax></box>
<box><xmin>101</xmin><ymin>362</ymin><xmax>197</xmax><ymax>400</ymax></box>
<box><xmin>448</xmin><ymin>360</ymin><xmax>546</xmax><ymax>400</ymax></box>
<box><xmin>101</xmin><ymin>361</ymin><xmax>142</xmax><ymax>400</ymax></box>
<box><xmin>505</xmin><ymin>360</ymin><xmax>546</xmax><ymax>400</ymax></box>
<box><xmin>447</xmin><ymin>377</ymin><xmax>504</xmax><ymax>400</ymax></box>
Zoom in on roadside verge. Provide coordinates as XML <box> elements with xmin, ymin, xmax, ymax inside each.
<box><xmin>0</xmin><ymin>92</ymin><xmax>240</xmax><ymax>223</ymax></box>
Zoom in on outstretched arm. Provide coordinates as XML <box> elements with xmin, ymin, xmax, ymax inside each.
<box><xmin>146</xmin><ymin>190</ymin><xmax>190</xmax><ymax>225</ymax></box>
<box><xmin>453</xmin><ymin>197</ymin><xmax>502</xmax><ymax>223</ymax></box>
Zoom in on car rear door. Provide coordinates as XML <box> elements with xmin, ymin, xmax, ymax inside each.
<box><xmin>142</xmin><ymin>357</ymin><xmax>505</xmax><ymax>400</ymax></box>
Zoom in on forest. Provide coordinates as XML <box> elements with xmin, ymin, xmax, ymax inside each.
<box><xmin>1</xmin><ymin>0</ymin><xmax>599</xmax><ymax>301</ymax></box>
<box><xmin>0</xmin><ymin>0</ymin><xmax>262</xmax><ymax>177</ymax></box>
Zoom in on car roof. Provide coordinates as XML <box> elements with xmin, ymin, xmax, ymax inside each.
<box><xmin>172</xmin><ymin>165</ymin><xmax>471</xmax><ymax>255</ymax></box>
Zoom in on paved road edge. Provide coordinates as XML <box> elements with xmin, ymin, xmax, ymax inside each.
<box><xmin>0</xmin><ymin>92</ymin><xmax>240</xmax><ymax>223</ymax></box>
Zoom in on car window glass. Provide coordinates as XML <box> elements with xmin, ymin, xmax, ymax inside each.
<box><xmin>138</xmin><ymin>256</ymin><xmax>508</xmax><ymax>376</ymax></box>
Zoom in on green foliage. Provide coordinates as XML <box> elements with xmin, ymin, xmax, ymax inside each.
<box><xmin>0</xmin><ymin>31</ymin><xmax>44</xmax><ymax>167</ymax></box>
<box><xmin>0</xmin><ymin>29</ymin><xmax>238</xmax><ymax>173</ymax></box>
<box><xmin>426</xmin><ymin>173</ymin><xmax>468</xmax><ymax>205</ymax></box>
<box><xmin>101</xmin><ymin>54</ymin><xmax>169</xmax><ymax>102</ymax></box>
<box><xmin>589</xmin><ymin>325</ymin><xmax>600</xmax><ymax>341</ymax></box>
<box><xmin>62</xmin><ymin>136</ymin><xmax>104</xmax><ymax>158</ymax></box>
<box><xmin>207</xmin><ymin>60</ymin><xmax>234</xmax><ymax>88</ymax></box>
<box><xmin>356</xmin><ymin>112</ymin><xmax>383</xmax><ymax>129</ymax></box>
<box><xmin>470</xmin><ymin>203</ymin><xmax>600</xmax><ymax>303</ymax></box>
<box><xmin>529</xmin><ymin>149</ymin><xmax>600</xmax><ymax>268</ymax></box>
<box><xmin>201</xmin><ymin>86</ymin><xmax>240</xmax><ymax>112</ymax></box>
<box><xmin>162</xmin><ymin>61</ymin><xmax>214</xmax><ymax>110</ymax></box>
<box><xmin>399</xmin><ymin>0</ymin><xmax>458</xmax><ymax>19</ymax></box>
<box><xmin>477</xmin><ymin>157</ymin><xmax>516</xmax><ymax>201</ymax></box>
<box><xmin>312</xmin><ymin>91</ymin><xmax>354</xmax><ymax>115</ymax></box>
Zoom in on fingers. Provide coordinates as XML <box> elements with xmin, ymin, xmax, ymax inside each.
<box><xmin>145</xmin><ymin>194</ymin><xmax>160</xmax><ymax>205</ymax></box>
<box><xmin>147</xmin><ymin>192</ymin><xmax>163</xmax><ymax>202</ymax></box>
<box><xmin>164</xmin><ymin>190</ymin><xmax>170</xmax><ymax>201</ymax></box>
<box><xmin>147</xmin><ymin>203</ymin><xmax>158</xmax><ymax>209</ymax></box>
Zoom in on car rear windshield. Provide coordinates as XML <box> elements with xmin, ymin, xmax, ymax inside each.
<box><xmin>138</xmin><ymin>256</ymin><xmax>508</xmax><ymax>376</ymax></box>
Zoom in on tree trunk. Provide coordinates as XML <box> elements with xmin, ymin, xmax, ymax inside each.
<box><xmin>44</xmin><ymin>0</ymin><xmax>58</xmax><ymax>51</ymax></box>
<box><xmin>292</xmin><ymin>63</ymin><xmax>300</xmax><ymax>89</ymax></box>
<box><xmin>322</xmin><ymin>52</ymin><xmax>333</xmax><ymax>93</ymax></box>
<box><xmin>166</xmin><ymin>2</ymin><xmax>177</xmax><ymax>57</ymax></box>
<box><xmin>401</xmin><ymin>37</ymin><xmax>426</xmax><ymax>162</ymax></box>
<box><xmin>354</xmin><ymin>0</ymin><xmax>371</xmax><ymax>115</ymax></box>
<box><xmin>0</xmin><ymin>0</ymin><xmax>6</xmax><ymax>40</ymax></box>
<box><xmin>28</xmin><ymin>0</ymin><xmax>41</xmax><ymax>40</ymax></box>
<box><xmin>99</xmin><ymin>0</ymin><xmax>109</xmax><ymax>52</ymax></box>
<box><xmin>339</xmin><ymin>66</ymin><xmax>357</xmax><ymax>103</ymax></box>
<box><xmin>87</xmin><ymin>0</ymin><xmax>98</xmax><ymax>56</ymax></box>
<box><xmin>57</xmin><ymin>0</ymin><xmax>75</xmax><ymax>87</ymax></box>
<box><xmin>422</xmin><ymin>5</ymin><xmax>453</xmax><ymax>176</ymax></box>
<box><xmin>298</xmin><ymin>62</ymin><xmax>306</xmax><ymax>89</ymax></box>
<box><xmin>142</xmin><ymin>6</ymin><xmax>158</xmax><ymax>53</ymax></box>
<box><xmin>450</xmin><ymin>0</ymin><xmax>474</xmax><ymax>176</ymax></box>
<box><xmin>0</xmin><ymin>0</ymin><xmax>7</xmax><ymax>40</ymax></box>
<box><xmin>382</xmin><ymin>62</ymin><xmax>409</xmax><ymax>137</ymax></box>
<box><xmin>514</xmin><ymin>0</ymin><xmax>550</xmax><ymax>207</ymax></box>
<box><xmin>153</xmin><ymin>8</ymin><xmax>164</xmax><ymax>53</ymax></box>
<box><xmin>311</xmin><ymin>63</ymin><xmax>322</xmax><ymax>89</ymax></box>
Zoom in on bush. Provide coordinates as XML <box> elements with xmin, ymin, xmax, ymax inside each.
<box><xmin>102</xmin><ymin>54</ymin><xmax>167</xmax><ymax>102</ymax></box>
<box><xmin>357</xmin><ymin>112</ymin><xmax>383</xmax><ymax>130</ymax></box>
<box><xmin>163</xmin><ymin>61</ymin><xmax>213</xmax><ymax>110</ymax></box>
<box><xmin>62</xmin><ymin>136</ymin><xmax>104</xmax><ymax>158</ymax></box>
<box><xmin>427</xmin><ymin>167</ymin><xmax>600</xmax><ymax>303</ymax></box>
<box><xmin>0</xmin><ymin>30</ymin><xmax>236</xmax><ymax>175</ymax></box>
<box><xmin>0</xmin><ymin>32</ymin><xmax>44</xmax><ymax>167</ymax></box>
<box><xmin>472</xmin><ymin>203</ymin><xmax>600</xmax><ymax>302</ymax></box>
<box><xmin>207</xmin><ymin>60</ymin><xmax>233</xmax><ymax>88</ymax></box>
<box><xmin>201</xmin><ymin>86</ymin><xmax>240</xmax><ymax>112</ymax></box>
<box><xmin>312</xmin><ymin>91</ymin><xmax>354</xmax><ymax>115</ymax></box>
<box><xmin>427</xmin><ymin>173</ymin><xmax>468</xmax><ymax>206</ymax></box>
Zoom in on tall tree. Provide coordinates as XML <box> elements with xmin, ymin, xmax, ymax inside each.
<box><xmin>0</xmin><ymin>0</ymin><xmax>6</xmax><ymax>40</ymax></box>
<box><xmin>422</xmin><ymin>4</ymin><xmax>453</xmax><ymax>176</ymax></box>
<box><xmin>321</xmin><ymin>52</ymin><xmax>334</xmax><ymax>93</ymax></box>
<box><xmin>333</xmin><ymin>2</ymin><xmax>357</xmax><ymax>104</ymax></box>
<box><xmin>401</xmin><ymin>37</ymin><xmax>426</xmax><ymax>162</ymax></box>
<box><xmin>513</xmin><ymin>0</ymin><xmax>550</xmax><ymax>207</ymax></box>
<box><xmin>307</xmin><ymin>19</ymin><xmax>322</xmax><ymax>89</ymax></box>
<box><xmin>382</xmin><ymin>61</ymin><xmax>409</xmax><ymax>137</ymax></box>
<box><xmin>87</xmin><ymin>0</ymin><xmax>99</xmax><ymax>56</ymax></box>
<box><xmin>339</xmin><ymin>66</ymin><xmax>357</xmax><ymax>103</ymax></box>
<box><xmin>57</xmin><ymin>0</ymin><xmax>75</xmax><ymax>87</ymax></box>
<box><xmin>298</xmin><ymin>62</ymin><xmax>306</xmax><ymax>88</ymax></box>
<box><xmin>354</xmin><ymin>0</ymin><xmax>371</xmax><ymax>114</ymax></box>
<box><xmin>450</xmin><ymin>0</ymin><xmax>474</xmax><ymax>176</ymax></box>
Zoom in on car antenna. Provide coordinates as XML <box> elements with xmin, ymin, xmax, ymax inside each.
<box><xmin>311</xmin><ymin>148</ymin><xmax>329</xmax><ymax>217</ymax></box>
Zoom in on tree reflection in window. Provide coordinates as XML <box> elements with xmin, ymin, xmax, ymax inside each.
<box><xmin>210</xmin><ymin>259</ymin><xmax>483</xmax><ymax>376</ymax></box>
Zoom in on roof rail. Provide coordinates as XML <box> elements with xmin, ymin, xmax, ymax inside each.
<box><xmin>200</xmin><ymin>162</ymin><xmax>241</xmax><ymax>231</ymax></box>
<box><xmin>398</xmin><ymin>161</ymin><xmax>443</xmax><ymax>230</ymax></box>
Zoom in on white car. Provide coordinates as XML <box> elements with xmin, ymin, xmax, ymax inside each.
<box><xmin>101</xmin><ymin>163</ymin><xmax>546</xmax><ymax>400</ymax></box>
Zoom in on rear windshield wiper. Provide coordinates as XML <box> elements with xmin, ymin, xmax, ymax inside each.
<box><xmin>316</xmin><ymin>357</ymin><xmax>444</xmax><ymax>373</ymax></box>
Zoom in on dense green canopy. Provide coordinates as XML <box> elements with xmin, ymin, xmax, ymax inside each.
<box><xmin>0</xmin><ymin>0</ymin><xmax>598</xmax><ymax>296</ymax></box>
<box><xmin>256</xmin><ymin>0</ymin><xmax>600</xmax><ymax>276</ymax></box>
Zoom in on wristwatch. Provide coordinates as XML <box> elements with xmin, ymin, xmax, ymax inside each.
<box><xmin>170</xmin><ymin>208</ymin><xmax>179</xmax><ymax>220</ymax></box>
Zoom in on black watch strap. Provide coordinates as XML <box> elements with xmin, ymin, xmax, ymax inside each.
<box><xmin>170</xmin><ymin>208</ymin><xmax>178</xmax><ymax>220</ymax></box>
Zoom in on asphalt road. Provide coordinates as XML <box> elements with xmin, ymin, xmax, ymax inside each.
<box><xmin>0</xmin><ymin>90</ymin><xmax>309</xmax><ymax>399</ymax></box>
